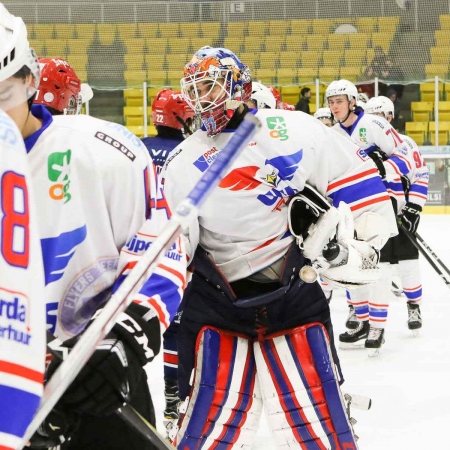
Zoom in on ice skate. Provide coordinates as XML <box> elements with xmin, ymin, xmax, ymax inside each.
<box><xmin>339</xmin><ymin>320</ymin><xmax>369</xmax><ymax>349</ymax></box>
<box><xmin>365</xmin><ymin>326</ymin><xmax>385</xmax><ymax>357</ymax></box>
<box><xmin>163</xmin><ymin>378</ymin><xmax>180</xmax><ymax>441</ymax></box>
<box><xmin>345</xmin><ymin>304</ymin><xmax>359</xmax><ymax>330</ymax></box>
<box><xmin>407</xmin><ymin>302</ymin><xmax>422</xmax><ymax>337</ymax></box>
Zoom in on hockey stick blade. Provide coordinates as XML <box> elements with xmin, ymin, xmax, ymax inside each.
<box><xmin>20</xmin><ymin>113</ymin><xmax>261</xmax><ymax>448</ymax></box>
<box><xmin>46</xmin><ymin>331</ymin><xmax>173</xmax><ymax>450</ymax></box>
<box><xmin>400</xmin><ymin>224</ymin><xmax>450</xmax><ymax>288</ymax></box>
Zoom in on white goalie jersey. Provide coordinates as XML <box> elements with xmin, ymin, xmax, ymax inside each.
<box><xmin>0</xmin><ymin>110</ymin><xmax>46</xmax><ymax>449</ymax></box>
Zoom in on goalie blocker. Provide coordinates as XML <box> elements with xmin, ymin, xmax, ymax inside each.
<box><xmin>175</xmin><ymin>326</ymin><xmax>358</xmax><ymax>449</ymax></box>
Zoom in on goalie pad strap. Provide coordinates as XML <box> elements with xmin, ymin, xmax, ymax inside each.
<box><xmin>176</xmin><ymin>327</ymin><xmax>262</xmax><ymax>449</ymax></box>
<box><xmin>254</xmin><ymin>324</ymin><xmax>358</xmax><ymax>449</ymax></box>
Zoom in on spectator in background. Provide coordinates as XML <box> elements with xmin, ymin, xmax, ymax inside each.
<box><xmin>295</xmin><ymin>87</ymin><xmax>311</xmax><ymax>113</ymax></box>
<box><xmin>386</xmin><ymin>88</ymin><xmax>402</xmax><ymax>130</ymax></box>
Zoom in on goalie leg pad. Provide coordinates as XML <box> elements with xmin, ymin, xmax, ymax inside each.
<box><xmin>176</xmin><ymin>326</ymin><xmax>262</xmax><ymax>449</ymax></box>
<box><xmin>254</xmin><ymin>324</ymin><xmax>358</xmax><ymax>449</ymax></box>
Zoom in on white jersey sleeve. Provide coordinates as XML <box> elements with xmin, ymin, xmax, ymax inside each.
<box><xmin>162</xmin><ymin>109</ymin><xmax>397</xmax><ymax>282</ymax></box>
<box><xmin>0</xmin><ymin>110</ymin><xmax>46</xmax><ymax>449</ymax></box>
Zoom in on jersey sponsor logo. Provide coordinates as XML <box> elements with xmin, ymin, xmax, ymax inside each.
<box><xmin>372</xmin><ymin>119</ymin><xmax>385</xmax><ymax>129</ymax></box>
<box><xmin>356</xmin><ymin>148</ymin><xmax>369</xmax><ymax>161</ymax></box>
<box><xmin>193</xmin><ymin>147</ymin><xmax>220</xmax><ymax>173</ymax></box>
<box><xmin>358</xmin><ymin>128</ymin><xmax>368</xmax><ymax>144</ymax></box>
<box><xmin>95</xmin><ymin>132</ymin><xmax>136</xmax><ymax>161</ymax></box>
<box><xmin>59</xmin><ymin>257</ymin><xmax>118</xmax><ymax>335</ymax></box>
<box><xmin>0</xmin><ymin>287</ymin><xmax>31</xmax><ymax>345</ymax></box>
<box><xmin>219</xmin><ymin>149</ymin><xmax>303</xmax><ymax>206</ymax></box>
<box><xmin>163</xmin><ymin>148</ymin><xmax>183</xmax><ymax>171</ymax></box>
<box><xmin>125</xmin><ymin>236</ymin><xmax>182</xmax><ymax>261</ymax></box>
<box><xmin>48</xmin><ymin>150</ymin><xmax>72</xmax><ymax>203</ymax></box>
<box><xmin>266</xmin><ymin>116</ymin><xmax>289</xmax><ymax>141</ymax></box>
<box><xmin>41</xmin><ymin>224</ymin><xmax>87</xmax><ymax>285</ymax></box>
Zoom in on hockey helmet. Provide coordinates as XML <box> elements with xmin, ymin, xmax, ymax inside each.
<box><xmin>325</xmin><ymin>79</ymin><xmax>358</xmax><ymax>102</ymax></box>
<box><xmin>151</xmin><ymin>88</ymin><xmax>195</xmax><ymax>130</ymax></box>
<box><xmin>365</xmin><ymin>96</ymin><xmax>395</xmax><ymax>119</ymax></box>
<box><xmin>181</xmin><ymin>47</ymin><xmax>252</xmax><ymax>136</ymax></box>
<box><xmin>250</xmin><ymin>82</ymin><xmax>276</xmax><ymax>109</ymax></box>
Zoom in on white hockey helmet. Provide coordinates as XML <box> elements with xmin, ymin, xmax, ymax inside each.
<box><xmin>0</xmin><ymin>4</ymin><xmax>40</xmax><ymax>110</ymax></box>
<box><xmin>325</xmin><ymin>79</ymin><xmax>358</xmax><ymax>101</ymax></box>
<box><xmin>313</xmin><ymin>107</ymin><xmax>332</xmax><ymax>120</ymax></box>
<box><xmin>250</xmin><ymin>81</ymin><xmax>276</xmax><ymax>109</ymax></box>
<box><xmin>365</xmin><ymin>96</ymin><xmax>395</xmax><ymax>119</ymax></box>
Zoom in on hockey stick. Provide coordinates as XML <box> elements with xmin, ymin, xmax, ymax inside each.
<box><xmin>400</xmin><ymin>224</ymin><xmax>450</xmax><ymax>288</ymax></box>
<box><xmin>20</xmin><ymin>113</ymin><xmax>261</xmax><ymax>448</ymax></box>
<box><xmin>46</xmin><ymin>331</ymin><xmax>173</xmax><ymax>450</ymax></box>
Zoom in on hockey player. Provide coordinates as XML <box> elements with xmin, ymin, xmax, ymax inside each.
<box><xmin>246</xmin><ymin>82</ymin><xmax>276</xmax><ymax>109</ymax></box>
<box><xmin>326</xmin><ymin>79</ymin><xmax>408</xmax><ymax>353</ymax></box>
<box><xmin>141</xmin><ymin>88</ymin><xmax>194</xmax><ymax>172</ymax></box>
<box><xmin>2</xmin><ymin>16</ymin><xmax>186</xmax><ymax>450</ymax></box>
<box><xmin>313</xmin><ymin>107</ymin><xmax>333</xmax><ymax>127</ymax></box>
<box><xmin>364</xmin><ymin>95</ymin><xmax>428</xmax><ymax>333</ymax></box>
<box><xmin>161</xmin><ymin>47</ymin><xmax>397</xmax><ymax>448</ymax></box>
<box><xmin>0</xmin><ymin>6</ymin><xmax>46</xmax><ymax>448</ymax></box>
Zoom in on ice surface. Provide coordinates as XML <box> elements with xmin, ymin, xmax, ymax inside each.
<box><xmin>147</xmin><ymin>215</ymin><xmax>450</xmax><ymax>449</ymax></box>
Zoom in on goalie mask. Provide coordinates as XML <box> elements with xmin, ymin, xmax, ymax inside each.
<box><xmin>181</xmin><ymin>47</ymin><xmax>252</xmax><ymax>136</ymax></box>
<box><xmin>151</xmin><ymin>88</ymin><xmax>195</xmax><ymax>131</ymax></box>
<box><xmin>0</xmin><ymin>4</ymin><xmax>40</xmax><ymax>112</ymax></box>
<box><xmin>35</xmin><ymin>58</ymin><xmax>81</xmax><ymax>115</ymax></box>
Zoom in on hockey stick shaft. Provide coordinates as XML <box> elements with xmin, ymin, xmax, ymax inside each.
<box><xmin>400</xmin><ymin>224</ymin><xmax>450</xmax><ymax>288</ymax></box>
<box><xmin>20</xmin><ymin>113</ymin><xmax>261</xmax><ymax>448</ymax></box>
<box><xmin>46</xmin><ymin>332</ymin><xmax>173</xmax><ymax>449</ymax></box>
<box><xmin>414</xmin><ymin>230</ymin><xmax>450</xmax><ymax>276</ymax></box>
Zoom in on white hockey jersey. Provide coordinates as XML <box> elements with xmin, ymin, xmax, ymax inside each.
<box><xmin>0</xmin><ymin>110</ymin><xmax>46</xmax><ymax>450</ymax></box>
<box><xmin>25</xmin><ymin>105</ymin><xmax>186</xmax><ymax>341</ymax></box>
<box><xmin>162</xmin><ymin>109</ymin><xmax>398</xmax><ymax>283</ymax></box>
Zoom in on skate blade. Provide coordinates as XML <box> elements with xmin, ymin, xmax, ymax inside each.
<box><xmin>410</xmin><ymin>329</ymin><xmax>421</xmax><ymax>337</ymax></box>
<box><xmin>339</xmin><ymin>341</ymin><xmax>367</xmax><ymax>350</ymax></box>
<box><xmin>367</xmin><ymin>347</ymin><xmax>383</xmax><ymax>357</ymax></box>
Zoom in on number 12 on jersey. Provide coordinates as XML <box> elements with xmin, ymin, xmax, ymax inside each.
<box><xmin>1</xmin><ymin>171</ymin><xmax>29</xmax><ymax>268</ymax></box>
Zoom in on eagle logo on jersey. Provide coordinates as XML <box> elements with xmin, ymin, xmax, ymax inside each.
<box><xmin>40</xmin><ymin>225</ymin><xmax>87</xmax><ymax>285</ymax></box>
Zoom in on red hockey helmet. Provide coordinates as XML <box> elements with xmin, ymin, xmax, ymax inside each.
<box><xmin>151</xmin><ymin>89</ymin><xmax>195</xmax><ymax>130</ymax></box>
<box><xmin>35</xmin><ymin>58</ymin><xmax>81</xmax><ymax>114</ymax></box>
<box><xmin>266</xmin><ymin>86</ymin><xmax>282</xmax><ymax>106</ymax></box>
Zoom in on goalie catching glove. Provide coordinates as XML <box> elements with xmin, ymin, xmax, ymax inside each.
<box><xmin>46</xmin><ymin>302</ymin><xmax>161</xmax><ymax>417</ymax></box>
<box><xmin>289</xmin><ymin>185</ymin><xmax>390</xmax><ymax>288</ymax></box>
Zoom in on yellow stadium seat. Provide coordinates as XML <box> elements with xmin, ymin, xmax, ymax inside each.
<box><xmin>146</xmin><ymin>38</ymin><xmax>168</xmax><ymax>54</ymax></box>
<box><xmin>199</xmin><ymin>23</ymin><xmax>221</xmax><ymax>39</ymax></box>
<box><xmin>179</xmin><ymin>22</ymin><xmax>197</xmax><ymax>38</ymax></box>
<box><xmin>28</xmin><ymin>39</ymin><xmax>45</xmax><ymax>57</ymax></box>
<box><xmin>357</xmin><ymin>17</ymin><xmax>378</xmax><ymax>33</ymax></box>
<box><xmin>268</xmin><ymin>20</ymin><xmax>290</xmax><ymax>36</ymax></box>
<box><xmin>147</xmin><ymin>70</ymin><xmax>167</xmax><ymax>87</ymax></box>
<box><xmin>429</xmin><ymin>122</ymin><xmax>450</xmax><ymax>145</ymax></box>
<box><xmin>227</xmin><ymin>22</ymin><xmax>248</xmax><ymax>37</ymax></box>
<box><xmin>32</xmin><ymin>24</ymin><xmax>55</xmax><ymax>40</ymax></box>
<box><xmin>438</xmin><ymin>102</ymin><xmax>450</xmax><ymax>121</ymax></box>
<box><xmin>43</xmin><ymin>40</ymin><xmax>68</xmax><ymax>58</ymax></box>
<box><xmin>243</xmin><ymin>36</ymin><xmax>263</xmax><ymax>53</ymax></box>
<box><xmin>264</xmin><ymin>36</ymin><xmax>285</xmax><ymax>52</ymax></box>
<box><xmin>75</xmin><ymin>70</ymin><xmax>88</xmax><ymax>82</ymax></box>
<box><xmin>223</xmin><ymin>37</ymin><xmax>242</xmax><ymax>54</ymax></box>
<box><xmin>67</xmin><ymin>54</ymin><xmax>88</xmax><ymax>72</ymax></box>
<box><xmin>276</xmin><ymin>68</ymin><xmax>297</xmax><ymax>85</ymax></box>
<box><xmin>370</xmin><ymin>32</ymin><xmax>392</xmax><ymax>53</ymax></box>
<box><xmin>165</xmin><ymin>54</ymin><xmax>187</xmax><ymax>71</ymax></box>
<box><xmin>339</xmin><ymin>66</ymin><xmax>362</xmax><ymax>82</ymax></box>
<box><xmin>365</xmin><ymin>48</ymin><xmax>375</xmax><ymax>65</ymax></box>
<box><xmin>54</xmin><ymin>24</ymin><xmax>76</xmax><ymax>40</ymax></box>
<box><xmin>247</xmin><ymin>21</ymin><xmax>268</xmax><ymax>37</ymax></box>
<box><xmin>297</xmin><ymin>68</ymin><xmax>318</xmax><ymax>83</ymax></box>
<box><xmin>96</xmin><ymin>24</ymin><xmax>117</xmax><ymax>45</ymax></box>
<box><xmin>159</xmin><ymin>23</ymin><xmax>181</xmax><ymax>38</ymax></box>
<box><xmin>124</xmin><ymin>54</ymin><xmax>145</xmax><ymax>71</ymax></box>
<box><xmin>321</xmin><ymin>50</ymin><xmax>342</xmax><ymax>67</ymax></box>
<box><xmin>319</xmin><ymin>67</ymin><xmax>339</xmax><ymax>82</ymax></box>
<box><xmin>259</xmin><ymin>52</ymin><xmax>279</xmax><ymax>70</ymax></box>
<box><xmin>411</xmin><ymin>102</ymin><xmax>434</xmax><ymax>122</ymax></box>
<box><xmin>240</xmin><ymin>52</ymin><xmax>259</xmax><ymax>71</ymax></box>
<box><xmin>126</xmin><ymin>116</ymin><xmax>144</xmax><ymax>127</ymax></box>
<box><xmin>117</xmin><ymin>24</ymin><xmax>139</xmax><ymax>40</ymax></box>
<box><xmin>377</xmin><ymin>17</ymin><xmax>399</xmax><ymax>33</ymax></box>
<box><xmin>343</xmin><ymin>50</ymin><xmax>365</xmax><ymax>67</ymax></box>
<box><xmin>145</xmin><ymin>54</ymin><xmax>165</xmax><ymax>72</ymax></box>
<box><xmin>327</xmin><ymin>34</ymin><xmax>349</xmax><ymax>50</ymax></box>
<box><xmin>279</xmin><ymin>51</ymin><xmax>299</xmax><ymax>69</ymax></box>
<box><xmin>310</xmin><ymin>19</ymin><xmax>332</xmax><ymax>35</ymax></box>
<box><xmin>289</xmin><ymin>19</ymin><xmax>310</xmax><ymax>35</ymax></box>
<box><xmin>73</xmin><ymin>24</ymin><xmax>95</xmax><ymax>41</ymax></box>
<box><xmin>306</xmin><ymin>35</ymin><xmax>327</xmax><ymax>52</ymax></box>
<box><xmin>425</xmin><ymin>64</ymin><xmax>449</xmax><ymax>80</ymax></box>
<box><xmin>140</xmin><ymin>24</ymin><xmax>161</xmax><ymax>39</ymax></box>
<box><xmin>66</xmin><ymin>39</ymin><xmax>91</xmax><ymax>55</ymax></box>
<box><xmin>124</xmin><ymin>88</ymin><xmax>144</xmax><ymax>107</ymax></box>
<box><xmin>166</xmin><ymin>70</ymin><xmax>182</xmax><ymax>88</ymax></box>
<box><xmin>189</xmin><ymin>37</ymin><xmax>210</xmax><ymax>53</ymax></box>
<box><xmin>301</xmin><ymin>52</ymin><xmax>322</xmax><ymax>68</ymax></box>
<box><xmin>253</xmin><ymin>68</ymin><xmax>276</xmax><ymax>85</ymax></box>
<box><xmin>124</xmin><ymin>106</ymin><xmax>145</xmax><ymax>118</ymax></box>
<box><xmin>430</xmin><ymin>47</ymin><xmax>450</xmax><ymax>65</ymax></box>
<box><xmin>285</xmin><ymin>35</ymin><xmax>304</xmax><ymax>52</ymax></box>
<box><xmin>347</xmin><ymin>33</ymin><xmax>370</xmax><ymax>50</ymax></box>
<box><xmin>435</xmin><ymin>29</ymin><xmax>450</xmax><ymax>46</ymax></box>
<box><xmin>405</xmin><ymin>122</ymin><xmax>429</xmax><ymax>146</ymax></box>
<box><xmin>124</xmin><ymin>71</ymin><xmax>147</xmax><ymax>87</ymax></box>
<box><xmin>440</xmin><ymin>14</ymin><xmax>450</xmax><ymax>29</ymax></box>
<box><xmin>125</xmin><ymin>38</ymin><xmax>147</xmax><ymax>54</ymax></box>
<box><xmin>420</xmin><ymin>82</ymin><xmax>444</xmax><ymax>102</ymax></box>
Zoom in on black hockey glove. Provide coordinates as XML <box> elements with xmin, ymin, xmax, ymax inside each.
<box><xmin>46</xmin><ymin>303</ymin><xmax>161</xmax><ymax>417</ymax></box>
<box><xmin>28</xmin><ymin>406</ymin><xmax>81</xmax><ymax>449</ymax></box>
<box><xmin>399</xmin><ymin>202</ymin><xmax>422</xmax><ymax>233</ymax></box>
<box><xmin>367</xmin><ymin>148</ymin><xmax>388</xmax><ymax>179</ymax></box>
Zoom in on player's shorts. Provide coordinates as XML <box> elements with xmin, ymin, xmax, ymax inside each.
<box><xmin>380</xmin><ymin>227</ymin><xmax>419</xmax><ymax>263</ymax></box>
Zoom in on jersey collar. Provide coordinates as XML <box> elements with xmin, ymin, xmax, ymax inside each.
<box><xmin>24</xmin><ymin>105</ymin><xmax>54</xmax><ymax>153</ymax></box>
<box><xmin>339</xmin><ymin>108</ymin><xmax>364</xmax><ymax>136</ymax></box>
